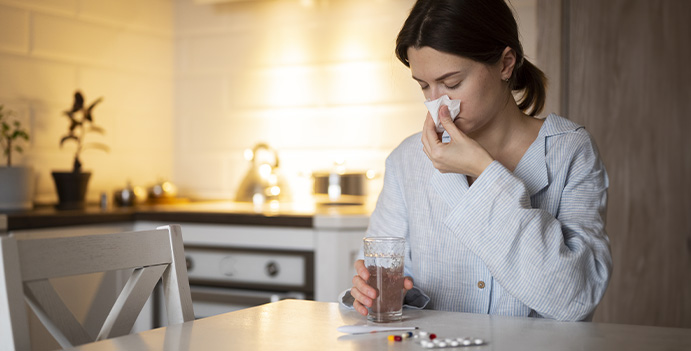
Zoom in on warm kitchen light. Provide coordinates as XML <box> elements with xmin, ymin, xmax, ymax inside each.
<box><xmin>328</xmin><ymin>61</ymin><xmax>384</xmax><ymax>105</ymax></box>
<box><xmin>269</xmin><ymin>186</ymin><xmax>281</xmax><ymax>196</ymax></box>
<box><xmin>263</xmin><ymin>66</ymin><xmax>318</xmax><ymax>107</ymax></box>
<box><xmin>269</xmin><ymin>200</ymin><xmax>280</xmax><ymax>211</ymax></box>
<box><xmin>244</xmin><ymin>148</ymin><xmax>254</xmax><ymax>161</ymax></box>
<box><xmin>258</xmin><ymin>164</ymin><xmax>272</xmax><ymax>179</ymax></box>
<box><xmin>299</xmin><ymin>0</ymin><xmax>314</xmax><ymax>9</ymax></box>
<box><xmin>252</xmin><ymin>193</ymin><xmax>265</xmax><ymax>206</ymax></box>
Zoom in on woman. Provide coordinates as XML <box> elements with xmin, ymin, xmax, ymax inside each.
<box><xmin>343</xmin><ymin>0</ymin><xmax>612</xmax><ymax>321</ymax></box>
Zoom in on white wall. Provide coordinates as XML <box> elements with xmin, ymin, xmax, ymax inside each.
<box><xmin>0</xmin><ymin>0</ymin><xmax>174</xmax><ymax>204</ymax></box>
<box><xmin>173</xmin><ymin>0</ymin><xmax>538</xmax><ymax>202</ymax></box>
<box><xmin>0</xmin><ymin>0</ymin><xmax>536</xmax><ymax>204</ymax></box>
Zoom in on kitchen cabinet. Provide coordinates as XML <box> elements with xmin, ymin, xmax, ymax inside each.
<box><xmin>537</xmin><ymin>0</ymin><xmax>691</xmax><ymax>327</ymax></box>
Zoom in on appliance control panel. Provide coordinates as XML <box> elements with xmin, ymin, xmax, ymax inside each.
<box><xmin>184</xmin><ymin>246</ymin><xmax>310</xmax><ymax>289</ymax></box>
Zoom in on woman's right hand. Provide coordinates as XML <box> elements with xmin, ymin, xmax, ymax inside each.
<box><xmin>351</xmin><ymin>259</ymin><xmax>414</xmax><ymax>316</ymax></box>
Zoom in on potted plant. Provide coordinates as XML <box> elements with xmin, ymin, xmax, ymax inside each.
<box><xmin>52</xmin><ymin>91</ymin><xmax>109</xmax><ymax>210</ymax></box>
<box><xmin>0</xmin><ymin>104</ymin><xmax>33</xmax><ymax>210</ymax></box>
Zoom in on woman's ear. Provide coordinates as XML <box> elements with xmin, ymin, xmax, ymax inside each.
<box><xmin>500</xmin><ymin>46</ymin><xmax>517</xmax><ymax>81</ymax></box>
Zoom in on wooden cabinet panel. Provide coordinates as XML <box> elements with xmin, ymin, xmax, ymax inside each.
<box><xmin>538</xmin><ymin>0</ymin><xmax>691</xmax><ymax>327</ymax></box>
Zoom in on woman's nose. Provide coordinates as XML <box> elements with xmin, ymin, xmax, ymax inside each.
<box><xmin>426</xmin><ymin>87</ymin><xmax>442</xmax><ymax>101</ymax></box>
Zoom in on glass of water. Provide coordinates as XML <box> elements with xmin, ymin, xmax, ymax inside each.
<box><xmin>363</xmin><ymin>236</ymin><xmax>405</xmax><ymax>323</ymax></box>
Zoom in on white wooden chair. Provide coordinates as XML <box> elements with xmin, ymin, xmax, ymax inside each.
<box><xmin>0</xmin><ymin>224</ymin><xmax>194</xmax><ymax>350</ymax></box>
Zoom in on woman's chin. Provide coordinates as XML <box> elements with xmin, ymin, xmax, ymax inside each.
<box><xmin>454</xmin><ymin>120</ymin><xmax>473</xmax><ymax>133</ymax></box>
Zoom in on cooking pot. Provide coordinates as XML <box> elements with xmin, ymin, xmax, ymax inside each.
<box><xmin>312</xmin><ymin>170</ymin><xmax>374</xmax><ymax>204</ymax></box>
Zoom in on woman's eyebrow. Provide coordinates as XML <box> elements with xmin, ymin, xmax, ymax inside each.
<box><xmin>412</xmin><ymin>71</ymin><xmax>463</xmax><ymax>83</ymax></box>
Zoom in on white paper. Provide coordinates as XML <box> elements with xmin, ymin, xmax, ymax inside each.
<box><xmin>337</xmin><ymin>325</ymin><xmax>418</xmax><ymax>334</ymax></box>
<box><xmin>424</xmin><ymin>95</ymin><xmax>461</xmax><ymax>133</ymax></box>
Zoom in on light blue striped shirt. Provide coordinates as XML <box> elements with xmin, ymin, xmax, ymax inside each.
<box><xmin>341</xmin><ymin>114</ymin><xmax>612</xmax><ymax>321</ymax></box>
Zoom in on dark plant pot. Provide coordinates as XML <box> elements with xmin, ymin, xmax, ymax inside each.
<box><xmin>51</xmin><ymin>171</ymin><xmax>91</xmax><ymax>210</ymax></box>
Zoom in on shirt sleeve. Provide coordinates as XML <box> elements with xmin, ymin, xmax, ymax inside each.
<box><xmin>444</xmin><ymin>138</ymin><xmax>612</xmax><ymax>321</ymax></box>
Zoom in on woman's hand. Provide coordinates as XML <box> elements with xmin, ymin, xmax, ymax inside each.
<box><xmin>421</xmin><ymin>105</ymin><xmax>494</xmax><ymax>178</ymax></box>
<box><xmin>351</xmin><ymin>259</ymin><xmax>414</xmax><ymax>316</ymax></box>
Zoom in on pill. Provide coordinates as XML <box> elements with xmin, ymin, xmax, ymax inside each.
<box><xmin>474</xmin><ymin>338</ymin><xmax>484</xmax><ymax>345</ymax></box>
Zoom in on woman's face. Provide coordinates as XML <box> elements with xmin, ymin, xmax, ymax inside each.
<box><xmin>407</xmin><ymin>46</ymin><xmax>509</xmax><ymax>134</ymax></box>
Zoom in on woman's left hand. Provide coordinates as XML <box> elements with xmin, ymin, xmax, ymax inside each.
<box><xmin>421</xmin><ymin>105</ymin><xmax>494</xmax><ymax>178</ymax></box>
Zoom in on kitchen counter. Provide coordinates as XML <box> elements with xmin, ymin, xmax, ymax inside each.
<box><xmin>0</xmin><ymin>200</ymin><xmax>373</xmax><ymax>231</ymax></box>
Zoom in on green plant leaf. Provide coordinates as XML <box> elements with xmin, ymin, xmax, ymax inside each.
<box><xmin>89</xmin><ymin>125</ymin><xmax>106</xmax><ymax>134</ymax></box>
<box><xmin>84</xmin><ymin>97</ymin><xmax>103</xmax><ymax>122</ymax></box>
<box><xmin>84</xmin><ymin>142</ymin><xmax>110</xmax><ymax>153</ymax></box>
<box><xmin>60</xmin><ymin>135</ymin><xmax>78</xmax><ymax>146</ymax></box>
<box><xmin>12</xmin><ymin>130</ymin><xmax>29</xmax><ymax>140</ymax></box>
<box><xmin>71</xmin><ymin>91</ymin><xmax>84</xmax><ymax>113</ymax></box>
<box><xmin>69</xmin><ymin>120</ymin><xmax>80</xmax><ymax>132</ymax></box>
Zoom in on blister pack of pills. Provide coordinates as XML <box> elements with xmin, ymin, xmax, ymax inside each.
<box><xmin>387</xmin><ymin>330</ymin><xmax>486</xmax><ymax>349</ymax></box>
<box><xmin>419</xmin><ymin>336</ymin><xmax>486</xmax><ymax>349</ymax></box>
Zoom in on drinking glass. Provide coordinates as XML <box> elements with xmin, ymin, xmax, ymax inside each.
<box><xmin>363</xmin><ymin>236</ymin><xmax>405</xmax><ymax>322</ymax></box>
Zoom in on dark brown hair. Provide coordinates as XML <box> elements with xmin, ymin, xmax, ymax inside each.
<box><xmin>395</xmin><ymin>0</ymin><xmax>546</xmax><ymax>116</ymax></box>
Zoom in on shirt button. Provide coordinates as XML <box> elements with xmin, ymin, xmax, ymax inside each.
<box><xmin>477</xmin><ymin>281</ymin><xmax>485</xmax><ymax>289</ymax></box>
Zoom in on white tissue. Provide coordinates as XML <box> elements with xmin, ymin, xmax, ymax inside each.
<box><xmin>424</xmin><ymin>95</ymin><xmax>461</xmax><ymax>133</ymax></box>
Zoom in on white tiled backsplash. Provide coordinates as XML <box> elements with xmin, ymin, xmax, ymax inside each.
<box><xmin>0</xmin><ymin>0</ymin><xmax>536</xmax><ymax>203</ymax></box>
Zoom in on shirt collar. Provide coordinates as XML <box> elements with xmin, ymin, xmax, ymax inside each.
<box><xmin>516</xmin><ymin>114</ymin><xmax>583</xmax><ymax>196</ymax></box>
<box><xmin>431</xmin><ymin>114</ymin><xmax>582</xmax><ymax>203</ymax></box>
<box><xmin>541</xmin><ymin>113</ymin><xmax>583</xmax><ymax>137</ymax></box>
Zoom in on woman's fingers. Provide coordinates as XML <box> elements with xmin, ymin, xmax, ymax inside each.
<box><xmin>353</xmin><ymin>259</ymin><xmax>375</xmax><ymax>298</ymax></box>
<box><xmin>404</xmin><ymin>277</ymin><xmax>414</xmax><ymax>291</ymax></box>
<box><xmin>353</xmin><ymin>299</ymin><xmax>369</xmax><ymax>316</ymax></box>
<box><xmin>353</xmin><ymin>260</ymin><xmax>415</xmax><ymax>316</ymax></box>
<box><xmin>352</xmin><ymin>259</ymin><xmax>376</xmax><ymax>314</ymax></box>
<box><xmin>354</xmin><ymin>259</ymin><xmax>369</xmax><ymax>280</ymax></box>
<box><xmin>422</xmin><ymin>112</ymin><xmax>439</xmax><ymax>145</ymax></box>
<box><xmin>351</xmin><ymin>280</ymin><xmax>373</xmax><ymax>305</ymax></box>
<box><xmin>438</xmin><ymin>105</ymin><xmax>464</xmax><ymax>141</ymax></box>
<box><xmin>352</xmin><ymin>272</ymin><xmax>376</xmax><ymax>300</ymax></box>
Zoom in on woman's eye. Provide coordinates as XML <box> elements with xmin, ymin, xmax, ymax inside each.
<box><xmin>445</xmin><ymin>82</ymin><xmax>461</xmax><ymax>90</ymax></box>
<box><xmin>419</xmin><ymin>84</ymin><xmax>429</xmax><ymax>90</ymax></box>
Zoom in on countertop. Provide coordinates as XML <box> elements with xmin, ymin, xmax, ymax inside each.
<box><xmin>0</xmin><ymin>200</ymin><xmax>373</xmax><ymax>231</ymax></box>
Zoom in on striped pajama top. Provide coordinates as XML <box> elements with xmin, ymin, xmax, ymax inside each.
<box><xmin>343</xmin><ymin>114</ymin><xmax>612</xmax><ymax>321</ymax></box>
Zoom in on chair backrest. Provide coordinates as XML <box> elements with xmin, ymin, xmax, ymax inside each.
<box><xmin>0</xmin><ymin>224</ymin><xmax>194</xmax><ymax>350</ymax></box>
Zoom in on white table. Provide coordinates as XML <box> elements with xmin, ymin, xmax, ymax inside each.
<box><xmin>67</xmin><ymin>299</ymin><xmax>691</xmax><ymax>351</ymax></box>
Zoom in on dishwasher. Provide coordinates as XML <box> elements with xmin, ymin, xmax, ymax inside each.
<box><xmin>189</xmin><ymin>245</ymin><xmax>312</xmax><ymax>316</ymax></box>
<box><xmin>153</xmin><ymin>245</ymin><xmax>314</xmax><ymax>326</ymax></box>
